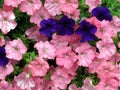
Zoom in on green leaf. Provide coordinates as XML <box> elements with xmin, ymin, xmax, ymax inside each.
<box><xmin>0</xmin><ymin>0</ymin><xmax>4</xmax><ymax>9</ymax></box>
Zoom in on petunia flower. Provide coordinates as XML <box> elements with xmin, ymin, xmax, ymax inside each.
<box><xmin>34</xmin><ymin>41</ymin><xmax>56</xmax><ymax>59</ymax></box>
<box><xmin>0</xmin><ymin>62</ymin><xmax>14</xmax><ymax>80</ymax></box>
<box><xmin>14</xmin><ymin>72</ymin><xmax>35</xmax><ymax>90</ymax></box>
<box><xmin>91</xmin><ymin>6</ymin><xmax>112</xmax><ymax>21</ymax></box>
<box><xmin>28</xmin><ymin>57</ymin><xmax>49</xmax><ymax>77</ymax></box>
<box><xmin>0</xmin><ymin>47</ymin><xmax>9</xmax><ymax>67</ymax></box>
<box><xmin>59</xmin><ymin>0</ymin><xmax>78</xmax><ymax>14</ymax></box>
<box><xmin>0</xmin><ymin>10</ymin><xmax>17</xmax><ymax>34</ymax></box>
<box><xmin>56</xmin><ymin>15</ymin><xmax>75</xmax><ymax>36</ymax></box>
<box><xmin>19</xmin><ymin>0</ymin><xmax>42</xmax><ymax>15</ymax></box>
<box><xmin>30</xmin><ymin>7</ymin><xmax>51</xmax><ymax>27</ymax></box>
<box><xmin>44</xmin><ymin>0</ymin><xmax>62</xmax><ymax>16</ymax></box>
<box><xmin>75</xmin><ymin>20</ymin><xmax>97</xmax><ymax>42</ymax></box>
<box><xmin>40</xmin><ymin>18</ymin><xmax>57</xmax><ymax>38</ymax></box>
<box><xmin>5</xmin><ymin>38</ymin><xmax>27</xmax><ymax>61</ymax></box>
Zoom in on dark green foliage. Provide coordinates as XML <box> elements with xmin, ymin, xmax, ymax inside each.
<box><xmin>71</xmin><ymin>66</ymin><xmax>100</xmax><ymax>88</ymax></box>
<box><xmin>0</xmin><ymin>0</ymin><xmax>4</xmax><ymax>9</ymax></box>
<box><xmin>71</xmin><ymin>67</ymin><xmax>89</xmax><ymax>87</ymax></box>
<box><xmin>78</xmin><ymin>0</ymin><xmax>91</xmax><ymax>18</ymax></box>
<box><xmin>101</xmin><ymin>0</ymin><xmax>120</xmax><ymax>17</ymax></box>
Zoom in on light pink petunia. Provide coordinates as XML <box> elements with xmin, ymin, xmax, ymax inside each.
<box><xmin>69</xmin><ymin>84</ymin><xmax>82</xmax><ymax>90</ymax></box>
<box><xmin>34</xmin><ymin>41</ymin><xmax>56</xmax><ymax>59</ymax></box>
<box><xmin>112</xmin><ymin>16</ymin><xmax>120</xmax><ymax>27</ymax></box>
<box><xmin>30</xmin><ymin>7</ymin><xmax>51</xmax><ymax>27</ymax></box>
<box><xmin>0</xmin><ymin>62</ymin><xmax>14</xmax><ymax>80</ymax></box>
<box><xmin>64</xmin><ymin>9</ymin><xmax>80</xmax><ymax>20</ymax></box>
<box><xmin>0</xmin><ymin>10</ymin><xmax>17</xmax><ymax>34</ymax></box>
<box><xmin>50</xmin><ymin>33</ymin><xmax>68</xmax><ymax>50</ymax></box>
<box><xmin>85</xmin><ymin>0</ymin><xmax>101</xmax><ymax>12</ymax></box>
<box><xmin>4</xmin><ymin>0</ymin><xmax>24</xmax><ymax>7</ymax></box>
<box><xmin>95</xmin><ymin>20</ymin><xmax>117</xmax><ymax>39</ymax></box>
<box><xmin>59</xmin><ymin>0</ymin><xmax>78</xmax><ymax>14</ymax></box>
<box><xmin>88</xmin><ymin>58</ymin><xmax>104</xmax><ymax>73</ymax></box>
<box><xmin>25</xmin><ymin>25</ymin><xmax>48</xmax><ymax>42</ymax></box>
<box><xmin>44</xmin><ymin>0</ymin><xmax>62</xmax><ymax>16</ymax></box>
<box><xmin>96</xmin><ymin>38</ymin><xmax>116</xmax><ymax>60</ymax></box>
<box><xmin>19</xmin><ymin>0</ymin><xmax>42</xmax><ymax>15</ymax></box>
<box><xmin>75</xmin><ymin>42</ymin><xmax>96</xmax><ymax>66</ymax></box>
<box><xmin>14</xmin><ymin>72</ymin><xmax>35</xmax><ymax>90</ymax></box>
<box><xmin>28</xmin><ymin>57</ymin><xmax>49</xmax><ymax>77</ymax></box>
<box><xmin>0</xmin><ymin>80</ymin><xmax>13</xmax><ymax>90</ymax></box>
<box><xmin>56</xmin><ymin>47</ymin><xmax>77</xmax><ymax>69</ymax></box>
<box><xmin>51</xmin><ymin>67</ymin><xmax>74</xmax><ymax>89</ymax></box>
<box><xmin>5</xmin><ymin>38</ymin><xmax>27</xmax><ymax>61</ymax></box>
<box><xmin>96</xmin><ymin>61</ymin><xmax>117</xmax><ymax>81</ymax></box>
<box><xmin>0</xmin><ymin>37</ymin><xmax>5</xmax><ymax>46</ymax></box>
<box><xmin>81</xmin><ymin>78</ymin><xmax>96</xmax><ymax>90</ymax></box>
<box><xmin>95</xmin><ymin>80</ymin><xmax>119</xmax><ymax>90</ymax></box>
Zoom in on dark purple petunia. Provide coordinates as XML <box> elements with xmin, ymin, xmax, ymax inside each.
<box><xmin>40</xmin><ymin>18</ymin><xmax>57</xmax><ymax>38</ymax></box>
<box><xmin>75</xmin><ymin>20</ymin><xmax>97</xmax><ymax>42</ymax></box>
<box><xmin>56</xmin><ymin>16</ymin><xmax>75</xmax><ymax>35</ymax></box>
<box><xmin>91</xmin><ymin>6</ymin><xmax>112</xmax><ymax>21</ymax></box>
<box><xmin>0</xmin><ymin>47</ymin><xmax>9</xmax><ymax>67</ymax></box>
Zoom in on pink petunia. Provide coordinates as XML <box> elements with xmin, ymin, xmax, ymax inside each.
<box><xmin>59</xmin><ymin>0</ymin><xmax>78</xmax><ymax>14</ymax></box>
<box><xmin>69</xmin><ymin>84</ymin><xmax>82</xmax><ymax>90</ymax></box>
<box><xmin>4</xmin><ymin>0</ymin><xmax>24</xmax><ymax>7</ymax></box>
<box><xmin>96</xmin><ymin>61</ymin><xmax>117</xmax><ymax>81</ymax></box>
<box><xmin>34</xmin><ymin>41</ymin><xmax>56</xmax><ymax>59</ymax></box>
<box><xmin>30</xmin><ymin>7</ymin><xmax>51</xmax><ymax>27</ymax></box>
<box><xmin>88</xmin><ymin>58</ymin><xmax>104</xmax><ymax>73</ymax></box>
<box><xmin>51</xmin><ymin>67</ymin><xmax>74</xmax><ymax>89</ymax></box>
<box><xmin>19</xmin><ymin>0</ymin><xmax>42</xmax><ymax>15</ymax></box>
<box><xmin>50</xmin><ymin>33</ymin><xmax>69</xmax><ymax>50</ymax></box>
<box><xmin>25</xmin><ymin>25</ymin><xmax>48</xmax><ymax>42</ymax></box>
<box><xmin>64</xmin><ymin>9</ymin><xmax>80</xmax><ymax>20</ymax></box>
<box><xmin>14</xmin><ymin>72</ymin><xmax>35</xmax><ymax>90</ymax></box>
<box><xmin>95</xmin><ymin>20</ymin><xmax>117</xmax><ymax>39</ymax></box>
<box><xmin>56</xmin><ymin>46</ymin><xmax>77</xmax><ymax>69</ymax></box>
<box><xmin>5</xmin><ymin>38</ymin><xmax>27</xmax><ymax>61</ymax></box>
<box><xmin>0</xmin><ymin>80</ymin><xmax>13</xmax><ymax>90</ymax></box>
<box><xmin>112</xmin><ymin>16</ymin><xmax>120</xmax><ymax>27</ymax></box>
<box><xmin>81</xmin><ymin>78</ymin><xmax>96</xmax><ymax>90</ymax></box>
<box><xmin>0</xmin><ymin>62</ymin><xmax>14</xmax><ymax>80</ymax></box>
<box><xmin>75</xmin><ymin>42</ymin><xmax>96</xmax><ymax>66</ymax></box>
<box><xmin>0</xmin><ymin>37</ymin><xmax>5</xmax><ymax>46</ymax></box>
<box><xmin>95</xmin><ymin>80</ymin><xmax>119</xmax><ymax>90</ymax></box>
<box><xmin>28</xmin><ymin>57</ymin><xmax>49</xmax><ymax>77</ymax></box>
<box><xmin>44</xmin><ymin>0</ymin><xmax>62</xmax><ymax>16</ymax></box>
<box><xmin>85</xmin><ymin>0</ymin><xmax>101</xmax><ymax>12</ymax></box>
<box><xmin>86</xmin><ymin>16</ymin><xmax>101</xmax><ymax>31</ymax></box>
<box><xmin>96</xmin><ymin>38</ymin><xmax>116</xmax><ymax>60</ymax></box>
<box><xmin>0</xmin><ymin>10</ymin><xmax>17</xmax><ymax>34</ymax></box>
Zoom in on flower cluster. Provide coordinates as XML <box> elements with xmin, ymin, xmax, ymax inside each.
<box><xmin>0</xmin><ymin>0</ymin><xmax>120</xmax><ymax>90</ymax></box>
